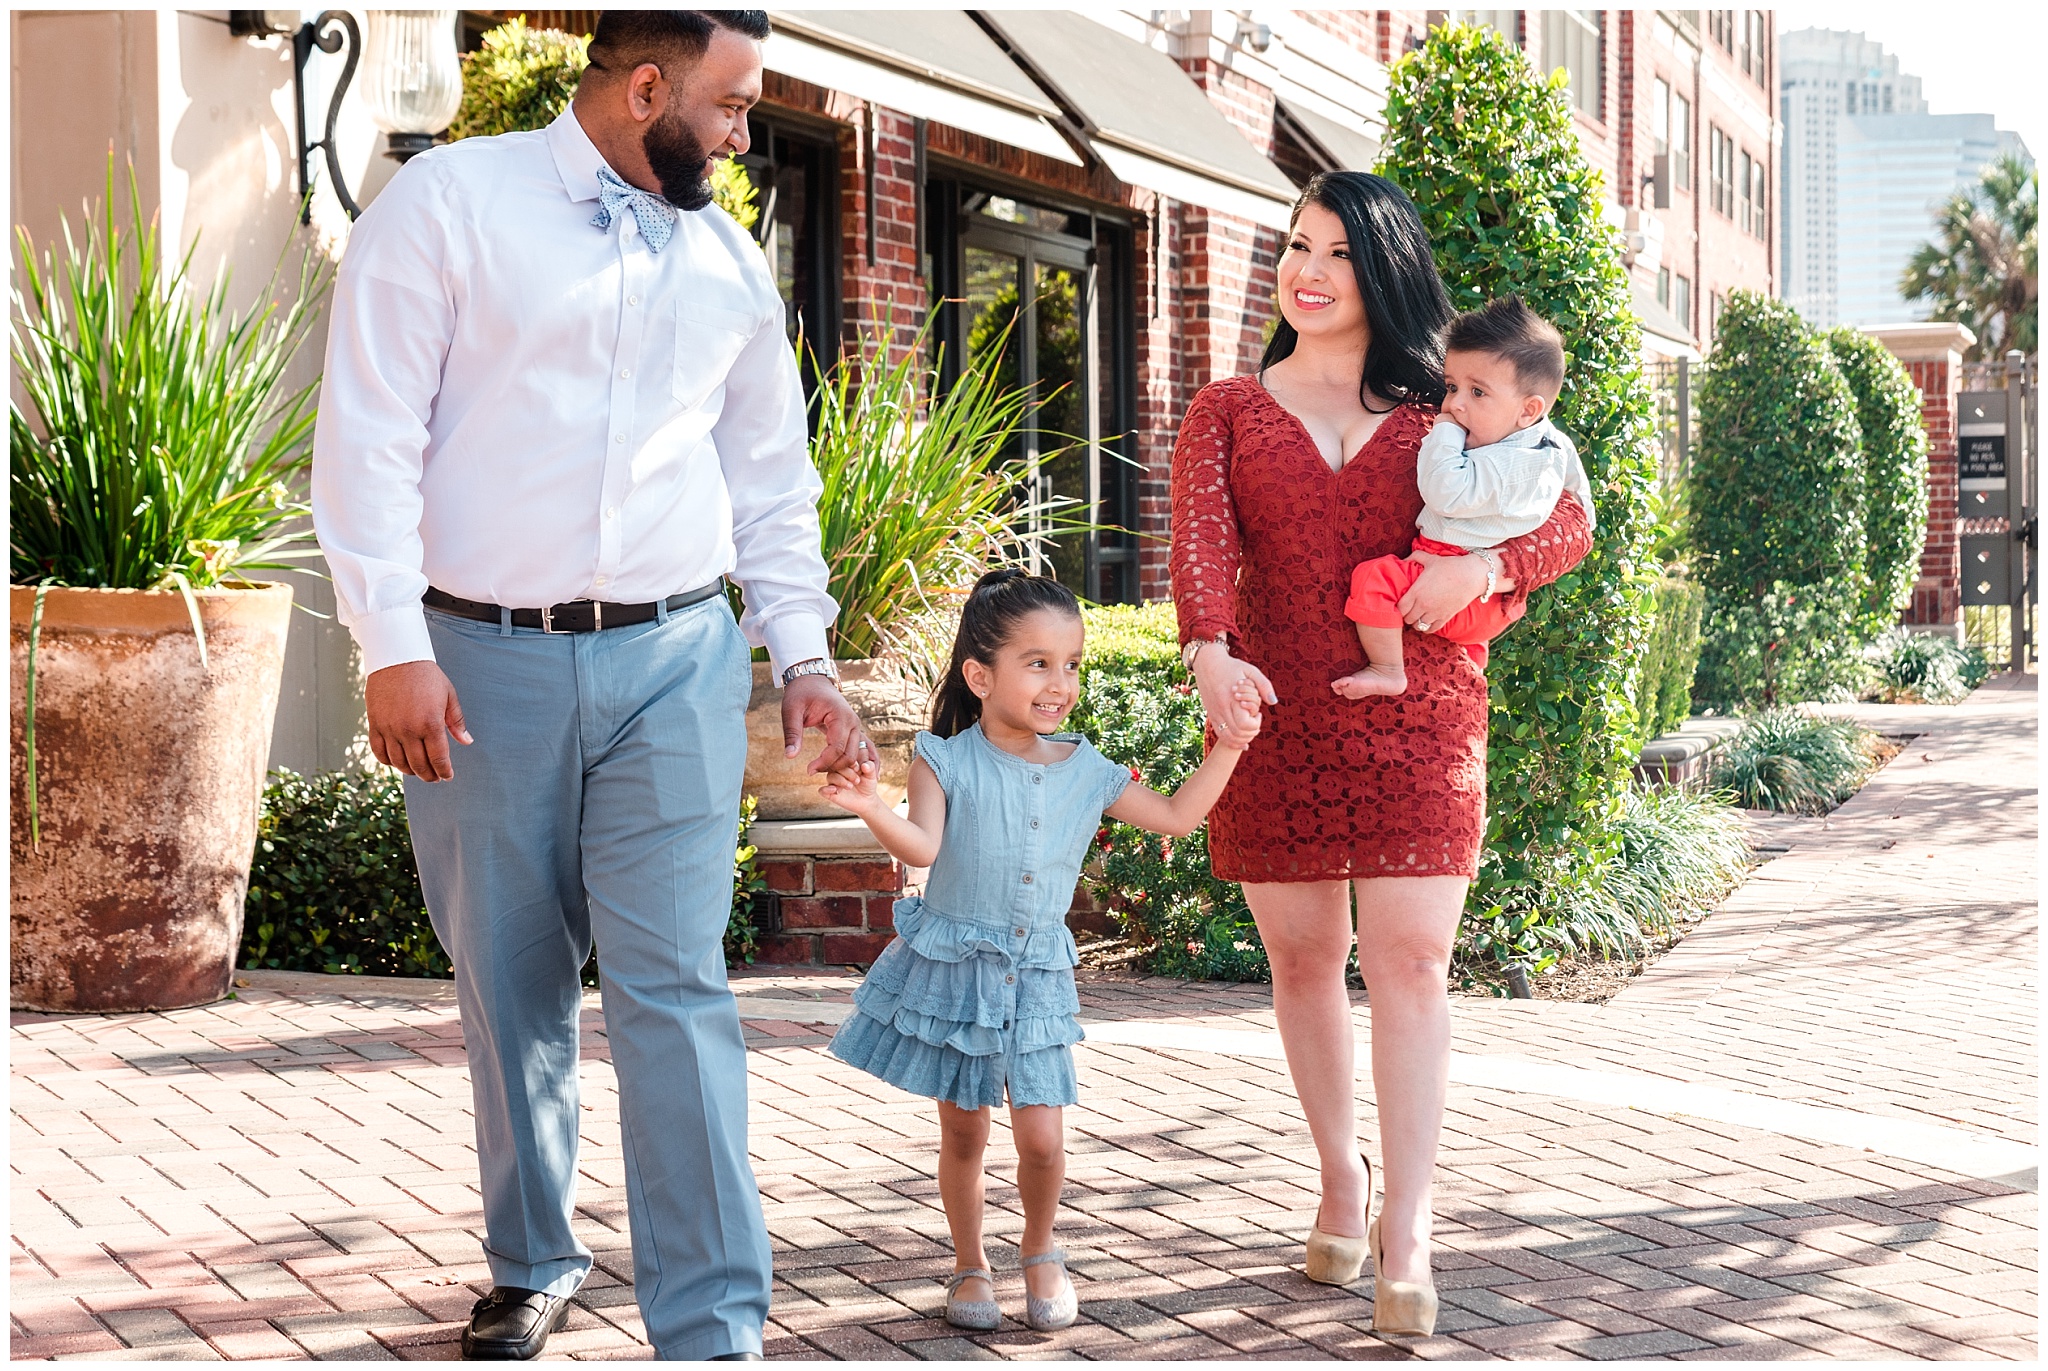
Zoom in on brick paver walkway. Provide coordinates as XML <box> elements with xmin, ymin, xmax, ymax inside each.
<box><xmin>11</xmin><ymin>679</ymin><xmax>2036</xmax><ymax>1360</ymax></box>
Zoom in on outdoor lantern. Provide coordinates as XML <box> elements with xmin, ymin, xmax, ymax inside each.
<box><xmin>360</xmin><ymin>10</ymin><xmax>464</xmax><ymax>163</ymax></box>
<box><xmin>229</xmin><ymin>7</ymin><xmax>464</xmax><ymax>222</ymax></box>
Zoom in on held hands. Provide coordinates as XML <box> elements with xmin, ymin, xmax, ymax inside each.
<box><xmin>817</xmin><ymin>753</ymin><xmax>884</xmax><ymax>816</ymax></box>
<box><xmin>1190</xmin><ymin>644</ymin><xmax>1276</xmax><ymax>749</ymax></box>
<box><xmin>782</xmin><ymin>671</ymin><xmax>871</xmax><ymax>777</ymax></box>
<box><xmin>1212</xmin><ymin>679</ymin><xmax>1265</xmax><ymax>751</ymax></box>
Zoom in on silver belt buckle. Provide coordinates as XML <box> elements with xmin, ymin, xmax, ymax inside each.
<box><xmin>538</xmin><ymin>601</ymin><xmax>602</xmax><ymax>633</ymax></box>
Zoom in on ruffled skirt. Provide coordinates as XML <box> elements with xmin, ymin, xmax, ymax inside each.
<box><xmin>828</xmin><ymin>897</ymin><xmax>1083</xmax><ymax>1110</ymax></box>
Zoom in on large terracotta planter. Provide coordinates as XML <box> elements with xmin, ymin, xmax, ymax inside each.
<box><xmin>10</xmin><ymin>583</ymin><xmax>293</xmax><ymax>1012</ymax></box>
<box><xmin>744</xmin><ymin>660</ymin><xmax>925</xmax><ymax>820</ymax></box>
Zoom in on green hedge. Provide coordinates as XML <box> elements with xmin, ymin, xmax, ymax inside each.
<box><xmin>241</xmin><ymin>770</ymin><xmax>765</xmax><ymax>977</ymax></box>
<box><xmin>1070</xmin><ymin>605</ymin><xmax>1268</xmax><ymax>982</ymax></box>
<box><xmin>1377</xmin><ymin>24</ymin><xmax>1659</xmax><ymax>950</ymax></box>
<box><xmin>1693</xmin><ymin>292</ymin><xmax>1868</xmax><ymax>708</ymax></box>
<box><xmin>1826</xmin><ymin>328</ymin><xmax>1930</xmax><ymax>637</ymax></box>
<box><xmin>1633</xmin><ymin>577</ymin><xmax>1704</xmax><ymax>743</ymax></box>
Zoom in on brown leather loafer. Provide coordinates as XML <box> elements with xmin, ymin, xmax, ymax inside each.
<box><xmin>462</xmin><ymin>1286</ymin><xmax>572</xmax><ymax>1360</ymax></box>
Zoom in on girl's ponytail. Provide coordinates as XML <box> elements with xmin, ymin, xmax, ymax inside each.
<box><xmin>930</xmin><ymin>568</ymin><xmax>1083</xmax><ymax>737</ymax></box>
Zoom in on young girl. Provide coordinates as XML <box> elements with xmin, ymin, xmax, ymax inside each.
<box><xmin>818</xmin><ymin>569</ymin><xmax>1259</xmax><ymax>1332</ymax></box>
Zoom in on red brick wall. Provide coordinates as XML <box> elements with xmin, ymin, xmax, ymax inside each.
<box><xmin>1902</xmin><ymin>358</ymin><xmax>1963</xmax><ymax>627</ymax></box>
<box><xmin>757</xmin><ymin>855</ymin><xmax>905</xmax><ymax>966</ymax></box>
<box><xmin>837</xmin><ymin>103</ymin><xmax>925</xmax><ymax>365</ymax></box>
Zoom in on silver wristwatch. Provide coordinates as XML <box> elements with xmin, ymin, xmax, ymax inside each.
<box><xmin>780</xmin><ymin>657</ymin><xmax>838</xmax><ymax>686</ymax></box>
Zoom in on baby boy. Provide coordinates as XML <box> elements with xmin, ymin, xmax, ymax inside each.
<box><xmin>1333</xmin><ymin>296</ymin><xmax>1596</xmax><ymax>698</ymax></box>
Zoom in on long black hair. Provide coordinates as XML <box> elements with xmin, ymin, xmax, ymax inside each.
<box><xmin>930</xmin><ymin>568</ymin><xmax>1082</xmax><ymax>738</ymax></box>
<box><xmin>1260</xmin><ymin>171</ymin><xmax>1454</xmax><ymax>411</ymax></box>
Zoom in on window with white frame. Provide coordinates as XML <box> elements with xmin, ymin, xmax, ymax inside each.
<box><xmin>1542</xmin><ymin>10</ymin><xmax>1603</xmax><ymax>119</ymax></box>
<box><xmin>1671</xmin><ymin>92</ymin><xmax>1693</xmax><ymax>190</ymax></box>
<box><xmin>1447</xmin><ymin>10</ymin><xmax>1519</xmax><ymax>41</ymax></box>
<box><xmin>1709</xmin><ymin>125</ymin><xmax>1734</xmax><ymax>217</ymax></box>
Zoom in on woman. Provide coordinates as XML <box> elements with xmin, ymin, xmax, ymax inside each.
<box><xmin>1170</xmin><ymin>172</ymin><xmax>1591</xmax><ymax>1336</ymax></box>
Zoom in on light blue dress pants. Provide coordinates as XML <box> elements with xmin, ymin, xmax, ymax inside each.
<box><xmin>403</xmin><ymin>597</ymin><xmax>768</xmax><ymax>1359</ymax></box>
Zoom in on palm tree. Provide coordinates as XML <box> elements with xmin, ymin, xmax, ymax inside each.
<box><xmin>1900</xmin><ymin>152</ymin><xmax>2038</xmax><ymax>360</ymax></box>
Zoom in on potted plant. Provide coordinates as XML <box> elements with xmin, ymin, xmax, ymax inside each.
<box><xmin>741</xmin><ymin>319</ymin><xmax>1076</xmax><ymax>818</ymax></box>
<box><xmin>10</xmin><ymin>167</ymin><xmax>328</xmax><ymax>1012</ymax></box>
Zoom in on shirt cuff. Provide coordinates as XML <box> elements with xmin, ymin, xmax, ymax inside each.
<box><xmin>758</xmin><ymin>612</ymin><xmax>831</xmax><ymax>683</ymax></box>
<box><xmin>350</xmin><ymin>603</ymin><xmax>437</xmax><ymax>676</ymax></box>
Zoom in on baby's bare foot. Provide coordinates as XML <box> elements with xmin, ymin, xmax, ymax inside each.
<box><xmin>1331</xmin><ymin>665</ymin><xmax>1407</xmax><ymax>698</ymax></box>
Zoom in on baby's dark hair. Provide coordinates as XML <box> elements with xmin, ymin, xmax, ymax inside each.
<box><xmin>1444</xmin><ymin>296</ymin><xmax>1566</xmax><ymax>401</ymax></box>
<box><xmin>930</xmin><ymin>569</ymin><xmax>1082</xmax><ymax>738</ymax></box>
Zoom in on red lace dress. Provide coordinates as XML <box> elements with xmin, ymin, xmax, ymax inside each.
<box><xmin>1171</xmin><ymin>376</ymin><xmax>1593</xmax><ymax>882</ymax></box>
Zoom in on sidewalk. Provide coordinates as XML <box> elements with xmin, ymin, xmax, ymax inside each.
<box><xmin>11</xmin><ymin>679</ymin><xmax>2036</xmax><ymax>1360</ymax></box>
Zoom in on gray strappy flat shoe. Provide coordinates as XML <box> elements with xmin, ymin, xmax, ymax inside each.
<box><xmin>944</xmin><ymin>1267</ymin><xmax>999</xmax><ymax>1330</ymax></box>
<box><xmin>1020</xmin><ymin>1248</ymin><xmax>1077</xmax><ymax>1331</ymax></box>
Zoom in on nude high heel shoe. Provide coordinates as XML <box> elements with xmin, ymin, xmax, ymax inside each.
<box><xmin>1367</xmin><ymin>1216</ymin><xmax>1438</xmax><ymax>1336</ymax></box>
<box><xmin>1303</xmin><ymin>1155</ymin><xmax>1373</xmax><ymax>1286</ymax></box>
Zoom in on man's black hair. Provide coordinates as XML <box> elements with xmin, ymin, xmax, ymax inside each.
<box><xmin>586</xmin><ymin>11</ymin><xmax>771</xmax><ymax>75</ymax></box>
<box><xmin>1444</xmin><ymin>296</ymin><xmax>1566</xmax><ymax>400</ymax></box>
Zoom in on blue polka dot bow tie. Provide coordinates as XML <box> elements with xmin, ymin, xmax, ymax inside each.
<box><xmin>592</xmin><ymin>165</ymin><xmax>679</xmax><ymax>255</ymax></box>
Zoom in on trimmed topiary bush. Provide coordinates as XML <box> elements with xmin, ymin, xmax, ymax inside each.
<box><xmin>449</xmin><ymin>17</ymin><xmax>589</xmax><ymax>142</ymax></box>
<box><xmin>1693</xmin><ymin>292</ymin><xmax>1868</xmax><ymax>708</ymax></box>
<box><xmin>1377</xmin><ymin>23</ymin><xmax>1659</xmax><ymax>948</ymax></box>
<box><xmin>1633</xmin><ymin>577</ymin><xmax>1704</xmax><ymax>744</ymax></box>
<box><xmin>1826</xmin><ymin>328</ymin><xmax>1930</xmax><ymax>637</ymax></box>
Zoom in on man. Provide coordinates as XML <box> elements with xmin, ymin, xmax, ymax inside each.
<box><xmin>311</xmin><ymin>12</ymin><xmax>862</xmax><ymax>1360</ymax></box>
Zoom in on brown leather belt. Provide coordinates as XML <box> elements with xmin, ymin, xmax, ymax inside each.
<box><xmin>422</xmin><ymin>583</ymin><xmax>722</xmax><ymax>634</ymax></box>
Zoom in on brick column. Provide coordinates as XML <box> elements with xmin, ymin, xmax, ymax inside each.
<box><xmin>834</xmin><ymin>99</ymin><xmax>927</xmax><ymax>367</ymax></box>
<box><xmin>757</xmin><ymin>849</ymin><xmax>907</xmax><ymax>967</ymax></box>
<box><xmin>1864</xmin><ymin>322</ymin><xmax>1975</xmax><ymax>638</ymax></box>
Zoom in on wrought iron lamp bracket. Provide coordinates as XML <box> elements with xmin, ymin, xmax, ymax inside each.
<box><xmin>292</xmin><ymin>11</ymin><xmax>363</xmax><ymax>223</ymax></box>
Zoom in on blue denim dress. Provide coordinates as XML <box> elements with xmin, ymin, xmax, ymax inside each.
<box><xmin>828</xmin><ymin>724</ymin><xmax>1133</xmax><ymax>1110</ymax></box>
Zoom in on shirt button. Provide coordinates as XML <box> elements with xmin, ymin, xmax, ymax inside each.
<box><xmin>615</xmin><ymin>434</ymin><xmax>626</xmax><ymax>444</ymax></box>
<box><xmin>1014</xmin><ymin>927</ymin><xmax>1026</xmax><ymax>937</ymax></box>
<box><xmin>594</xmin><ymin>575</ymin><xmax>608</xmax><ymax>587</ymax></box>
<box><xmin>606</xmin><ymin>507</ymin><xmax>618</xmax><ymax>520</ymax></box>
<box><xmin>1031</xmin><ymin>775</ymin><xmax>1042</xmax><ymax>785</ymax></box>
<box><xmin>1005</xmin><ymin>974</ymin><xmax>1015</xmax><ymax>985</ymax></box>
<box><xmin>1030</xmin><ymin>819</ymin><xmax>1040</xmax><ymax>829</ymax></box>
<box><xmin>620</xmin><ymin>368</ymin><xmax>632</xmax><ymax>379</ymax></box>
<box><xmin>1021</xmin><ymin>873</ymin><xmax>1034</xmax><ymax>884</ymax></box>
<box><xmin>627</xmin><ymin>295</ymin><xmax>639</xmax><ymax>306</ymax></box>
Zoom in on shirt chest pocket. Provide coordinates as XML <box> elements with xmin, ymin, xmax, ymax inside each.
<box><xmin>674</xmin><ymin>300</ymin><xmax>757</xmax><ymax>411</ymax></box>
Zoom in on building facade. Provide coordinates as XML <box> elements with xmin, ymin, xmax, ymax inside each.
<box><xmin>1780</xmin><ymin>28</ymin><xmax>2031</xmax><ymax>330</ymax></box>
<box><xmin>10</xmin><ymin>8</ymin><xmax>1779</xmax><ymax>776</ymax></box>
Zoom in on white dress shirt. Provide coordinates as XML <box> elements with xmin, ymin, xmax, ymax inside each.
<box><xmin>1415</xmin><ymin>416</ymin><xmax>1597</xmax><ymax>549</ymax></box>
<box><xmin>311</xmin><ymin>106</ymin><xmax>836</xmax><ymax>677</ymax></box>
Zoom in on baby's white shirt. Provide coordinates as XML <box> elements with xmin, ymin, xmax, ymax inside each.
<box><xmin>1414</xmin><ymin>416</ymin><xmax>1597</xmax><ymax>549</ymax></box>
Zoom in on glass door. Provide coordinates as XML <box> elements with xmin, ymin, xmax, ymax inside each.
<box><xmin>938</xmin><ymin>189</ymin><xmax>1124</xmax><ymax>598</ymax></box>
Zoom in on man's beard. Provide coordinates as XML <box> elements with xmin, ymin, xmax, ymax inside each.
<box><xmin>645</xmin><ymin>104</ymin><xmax>714</xmax><ymax>211</ymax></box>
